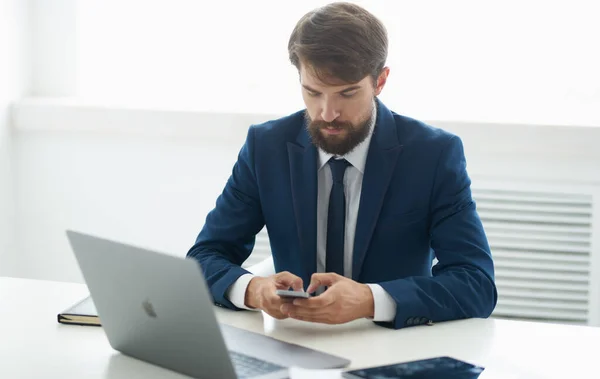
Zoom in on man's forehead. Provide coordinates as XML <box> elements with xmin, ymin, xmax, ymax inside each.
<box><xmin>300</xmin><ymin>65</ymin><xmax>366</xmax><ymax>89</ymax></box>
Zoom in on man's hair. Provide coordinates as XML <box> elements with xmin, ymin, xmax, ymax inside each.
<box><xmin>288</xmin><ymin>2</ymin><xmax>388</xmax><ymax>85</ymax></box>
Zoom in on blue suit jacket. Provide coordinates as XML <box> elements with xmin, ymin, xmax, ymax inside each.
<box><xmin>187</xmin><ymin>100</ymin><xmax>497</xmax><ymax>329</ymax></box>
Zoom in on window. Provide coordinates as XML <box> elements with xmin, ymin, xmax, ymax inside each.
<box><xmin>69</xmin><ymin>0</ymin><xmax>600</xmax><ymax>124</ymax></box>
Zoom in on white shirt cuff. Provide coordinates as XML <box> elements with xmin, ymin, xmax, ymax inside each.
<box><xmin>366</xmin><ymin>283</ymin><xmax>397</xmax><ymax>322</ymax></box>
<box><xmin>225</xmin><ymin>273</ymin><xmax>258</xmax><ymax>310</ymax></box>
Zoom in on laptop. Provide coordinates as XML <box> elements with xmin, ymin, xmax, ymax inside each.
<box><xmin>66</xmin><ymin>230</ymin><xmax>350</xmax><ymax>379</ymax></box>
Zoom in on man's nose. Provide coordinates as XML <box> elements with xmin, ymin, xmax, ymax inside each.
<box><xmin>320</xmin><ymin>100</ymin><xmax>340</xmax><ymax>123</ymax></box>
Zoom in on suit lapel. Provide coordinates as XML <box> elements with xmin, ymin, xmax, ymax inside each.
<box><xmin>287</xmin><ymin>127</ymin><xmax>318</xmax><ymax>285</ymax></box>
<box><xmin>352</xmin><ymin>101</ymin><xmax>403</xmax><ymax>280</ymax></box>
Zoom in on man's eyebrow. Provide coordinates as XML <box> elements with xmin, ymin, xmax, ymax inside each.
<box><xmin>302</xmin><ymin>84</ymin><xmax>361</xmax><ymax>94</ymax></box>
<box><xmin>302</xmin><ymin>84</ymin><xmax>320</xmax><ymax>93</ymax></box>
<box><xmin>338</xmin><ymin>85</ymin><xmax>361</xmax><ymax>93</ymax></box>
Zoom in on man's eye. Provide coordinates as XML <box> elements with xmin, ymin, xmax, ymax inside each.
<box><xmin>308</xmin><ymin>91</ymin><xmax>320</xmax><ymax>97</ymax></box>
<box><xmin>341</xmin><ymin>92</ymin><xmax>356</xmax><ymax>98</ymax></box>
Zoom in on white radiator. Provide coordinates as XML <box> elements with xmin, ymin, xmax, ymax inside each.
<box><xmin>474</xmin><ymin>187</ymin><xmax>596</xmax><ymax>325</ymax></box>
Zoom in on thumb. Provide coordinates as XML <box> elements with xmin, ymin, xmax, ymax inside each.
<box><xmin>306</xmin><ymin>273</ymin><xmax>341</xmax><ymax>293</ymax></box>
<box><xmin>274</xmin><ymin>271</ymin><xmax>304</xmax><ymax>291</ymax></box>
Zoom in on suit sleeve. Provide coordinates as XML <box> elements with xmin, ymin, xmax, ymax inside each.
<box><xmin>186</xmin><ymin>126</ymin><xmax>265</xmax><ymax>310</ymax></box>
<box><xmin>377</xmin><ymin>135</ymin><xmax>498</xmax><ymax>329</ymax></box>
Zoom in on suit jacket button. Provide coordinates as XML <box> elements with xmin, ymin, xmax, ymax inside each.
<box><xmin>406</xmin><ymin>317</ymin><xmax>414</xmax><ymax>326</ymax></box>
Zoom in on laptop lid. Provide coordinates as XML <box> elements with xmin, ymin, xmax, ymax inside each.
<box><xmin>66</xmin><ymin>230</ymin><xmax>239</xmax><ymax>379</ymax></box>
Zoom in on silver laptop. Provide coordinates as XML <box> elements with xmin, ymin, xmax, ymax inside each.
<box><xmin>66</xmin><ymin>230</ymin><xmax>350</xmax><ymax>379</ymax></box>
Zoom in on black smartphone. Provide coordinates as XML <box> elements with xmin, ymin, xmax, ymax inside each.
<box><xmin>275</xmin><ymin>289</ymin><xmax>311</xmax><ymax>299</ymax></box>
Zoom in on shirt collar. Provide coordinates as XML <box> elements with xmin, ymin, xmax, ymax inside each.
<box><xmin>318</xmin><ymin>102</ymin><xmax>377</xmax><ymax>174</ymax></box>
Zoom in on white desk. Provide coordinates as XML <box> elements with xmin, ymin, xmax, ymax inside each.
<box><xmin>1</xmin><ymin>276</ymin><xmax>599</xmax><ymax>379</ymax></box>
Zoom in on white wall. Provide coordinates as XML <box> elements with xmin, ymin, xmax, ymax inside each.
<box><xmin>11</xmin><ymin>100</ymin><xmax>600</xmax><ymax>286</ymax></box>
<box><xmin>12</xmin><ymin>103</ymin><xmax>279</xmax><ymax>283</ymax></box>
<box><xmin>0</xmin><ymin>106</ymin><xmax>13</xmax><ymax>276</ymax></box>
<box><xmin>30</xmin><ymin>0</ymin><xmax>75</xmax><ymax>96</ymax></box>
<box><xmin>12</xmin><ymin>131</ymin><xmax>232</xmax><ymax>283</ymax></box>
<box><xmin>0</xmin><ymin>0</ymin><xmax>30</xmax><ymax>276</ymax></box>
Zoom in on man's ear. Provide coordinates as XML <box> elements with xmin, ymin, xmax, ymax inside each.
<box><xmin>374</xmin><ymin>67</ymin><xmax>390</xmax><ymax>96</ymax></box>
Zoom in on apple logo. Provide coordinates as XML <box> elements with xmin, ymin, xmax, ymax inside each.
<box><xmin>142</xmin><ymin>299</ymin><xmax>157</xmax><ymax>318</ymax></box>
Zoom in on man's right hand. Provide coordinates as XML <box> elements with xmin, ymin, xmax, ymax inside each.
<box><xmin>244</xmin><ymin>271</ymin><xmax>304</xmax><ymax>319</ymax></box>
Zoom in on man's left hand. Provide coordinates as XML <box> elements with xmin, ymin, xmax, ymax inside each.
<box><xmin>280</xmin><ymin>273</ymin><xmax>374</xmax><ymax>324</ymax></box>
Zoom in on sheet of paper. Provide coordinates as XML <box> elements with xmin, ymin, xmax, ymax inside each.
<box><xmin>288</xmin><ymin>366</ymin><xmax>343</xmax><ymax>379</ymax></box>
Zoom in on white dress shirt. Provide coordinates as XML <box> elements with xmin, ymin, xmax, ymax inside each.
<box><xmin>226</xmin><ymin>105</ymin><xmax>397</xmax><ymax>322</ymax></box>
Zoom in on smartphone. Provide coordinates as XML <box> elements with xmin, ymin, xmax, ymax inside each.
<box><xmin>275</xmin><ymin>289</ymin><xmax>311</xmax><ymax>299</ymax></box>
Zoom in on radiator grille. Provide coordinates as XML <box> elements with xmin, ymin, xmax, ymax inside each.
<box><xmin>474</xmin><ymin>188</ymin><xmax>593</xmax><ymax>324</ymax></box>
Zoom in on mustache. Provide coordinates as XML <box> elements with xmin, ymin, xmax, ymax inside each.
<box><xmin>310</xmin><ymin>120</ymin><xmax>353</xmax><ymax>130</ymax></box>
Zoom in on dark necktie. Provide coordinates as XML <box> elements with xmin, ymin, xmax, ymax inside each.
<box><xmin>326</xmin><ymin>158</ymin><xmax>351</xmax><ymax>276</ymax></box>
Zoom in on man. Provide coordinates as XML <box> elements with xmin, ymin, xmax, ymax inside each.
<box><xmin>187</xmin><ymin>2</ymin><xmax>497</xmax><ymax>330</ymax></box>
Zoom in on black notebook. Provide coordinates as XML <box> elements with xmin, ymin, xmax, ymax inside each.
<box><xmin>57</xmin><ymin>295</ymin><xmax>100</xmax><ymax>326</ymax></box>
<box><xmin>342</xmin><ymin>356</ymin><xmax>484</xmax><ymax>379</ymax></box>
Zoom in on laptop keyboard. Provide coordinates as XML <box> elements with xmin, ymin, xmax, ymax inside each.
<box><xmin>229</xmin><ymin>351</ymin><xmax>284</xmax><ymax>378</ymax></box>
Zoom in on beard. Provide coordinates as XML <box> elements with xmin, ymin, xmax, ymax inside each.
<box><xmin>305</xmin><ymin>104</ymin><xmax>374</xmax><ymax>156</ymax></box>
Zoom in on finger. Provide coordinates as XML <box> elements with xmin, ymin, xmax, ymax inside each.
<box><xmin>274</xmin><ymin>271</ymin><xmax>304</xmax><ymax>291</ymax></box>
<box><xmin>292</xmin><ymin>293</ymin><xmax>335</xmax><ymax>308</ymax></box>
<box><xmin>288</xmin><ymin>312</ymin><xmax>336</xmax><ymax>324</ymax></box>
<box><xmin>306</xmin><ymin>273</ymin><xmax>341</xmax><ymax>293</ymax></box>
<box><xmin>270</xmin><ymin>297</ymin><xmax>295</xmax><ymax>309</ymax></box>
<box><xmin>268</xmin><ymin>310</ymin><xmax>289</xmax><ymax>320</ymax></box>
<box><xmin>263</xmin><ymin>298</ymin><xmax>290</xmax><ymax>320</ymax></box>
<box><xmin>283</xmin><ymin>304</ymin><xmax>330</xmax><ymax>318</ymax></box>
<box><xmin>265</xmin><ymin>292</ymin><xmax>293</xmax><ymax>307</ymax></box>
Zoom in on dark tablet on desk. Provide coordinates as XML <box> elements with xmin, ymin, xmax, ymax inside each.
<box><xmin>343</xmin><ymin>356</ymin><xmax>484</xmax><ymax>378</ymax></box>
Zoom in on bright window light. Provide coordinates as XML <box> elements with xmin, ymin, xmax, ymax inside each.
<box><xmin>75</xmin><ymin>0</ymin><xmax>600</xmax><ymax>125</ymax></box>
